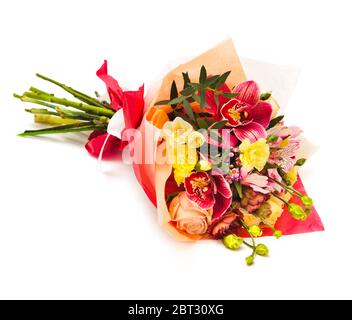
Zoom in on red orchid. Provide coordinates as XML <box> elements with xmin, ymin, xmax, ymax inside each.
<box><xmin>184</xmin><ymin>171</ymin><xmax>232</xmax><ymax>219</ymax></box>
<box><xmin>220</xmin><ymin>80</ymin><xmax>272</xmax><ymax>142</ymax></box>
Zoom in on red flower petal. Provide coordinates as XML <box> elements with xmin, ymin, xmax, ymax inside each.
<box><xmin>220</xmin><ymin>99</ymin><xmax>243</xmax><ymax>126</ymax></box>
<box><xmin>233</xmin><ymin>80</ymin><xmax>260</xmax><ymax>106</ymax></box>
<box><xmin>233</xmin><ymin>122</ymin><xmax>267</xmax><ymax>142</ymax></box>
<box><xmin>212</xmin><ymin>171</ymin><xmax>232</xmax><ymax>198</ymax></box>
<box><xmin>211</xmin><ymin>172</ymin><xmax>232</xmax><ymax>219</ymax></box>
<box><xmin>212</xmin><ymin>194</ymin><xmax>232</xmax><ymax>220</ymax></box>
<box><xmin>96</xmin><ymin>60</ymin><xmax>124</xmax><ymax>111</ymax></box>
<box><xmin>205</xmin><ymin>83</ymin><xmax>231</xmax><ymax>120</ymax></box>
<box><xmin>85</xmin><ymin>131</ymin><xmax>125</xmax><ymax>159</ymax></box>
<box><xmin>249</xmin><ymin>101</ymin><xmax>272</xmax><ymax>129</ymax></box>
<box><xmin>123</xmin><ymin>85</ymin><xmax>145</xmax><ymax>130</ymax></box>
<box><xmin>185</xmin><ymin>172</ymin><xmax>215</xmax><ymax>209</ymax></box>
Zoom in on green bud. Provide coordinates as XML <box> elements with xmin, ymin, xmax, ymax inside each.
<box><xmin>305</xmin><ymin>207</ymin><xmax>312</xmax><ymax>215</ymax></box>
<box><xmin>223</xmin><ymin>234</ymin><xmax>243</xmax><ymax>250</ymax></box>
<box><xmin>246</xmin><ymin>255</ymin><xmax>254</xmax><ymax>266</ymax></box>
<box><xmin>273</xmin><ymin>230</ymin><xmax>282</xmax><ymax>239</ymax></box>
<box><xmin>260</xmin><ymin>92</ymin><xmax>272</xmax><ymax>101</ymax></box>
<box><xmin>255</xmin><ymin>244</ymin><xmax>269</xmax><ymax>256</ymax></box>
<box><xmin>301</xmin><ymin>195</ymin><xmax>313</xmax><ymax>206</ymax></box>
<box><xmin>248</xmin><ymin>225</ymin><xmax>263</xmax><ymax>237</ymax></box>
<box><xmin>267</xmin><ymin>135</ymin><xmax>279</xmax><ymax>143</ymax></box>
<box><xmin>288</xmin><ymin>203</ymin><xmax>307</xmax><ymax>220</ymax></box>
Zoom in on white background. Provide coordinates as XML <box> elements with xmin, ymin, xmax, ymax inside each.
<box><xmin>0</xmin><ymin>0</ymin><xmax>351</xmax><ymax>300</ymax></box>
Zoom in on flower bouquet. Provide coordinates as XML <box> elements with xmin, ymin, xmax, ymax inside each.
<box><xmin>14</xmin><ymin>39</ymin><xmax>323</xmax><ymax>265</ymax></box>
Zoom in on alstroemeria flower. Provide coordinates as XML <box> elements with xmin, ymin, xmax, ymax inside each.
<box><xmin>184</xmin><ymin>171</ymin><xmax>232</xmax><ymax>219</ymax></box>
<box><xmin>240</xmin><ymin>168</ymin><xmax>269</xmax><ymax>194</ymax></box>
<box><xmin>220</xmin><ymin>80</ymin><xmax>272</xmax><ymax>142</ymax></box>
<box><xmin>267</xmin><ymin>123</ymin><xmax>302</xmax><ymax>171</ymax></box>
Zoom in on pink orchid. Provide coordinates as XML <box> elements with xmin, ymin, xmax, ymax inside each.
<box><xmin>240</xmin><ymin>168</ymin><xmax>269</xmax><ymax>194</ymax></box>
<box><xmin>220</xmin><ymin>80</ymin><xmax>272</xmax><ymax>142</ymax></box>
<box><xmin>184</xmin><ymin>171</ymin><xmax>232</xmax><ymax>220</ymax></box>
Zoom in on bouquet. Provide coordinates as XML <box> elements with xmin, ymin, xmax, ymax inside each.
<box><xmin>14</xmin><ymin>39</ymin><xmax>323</xmax><ymax>265</ymax></box>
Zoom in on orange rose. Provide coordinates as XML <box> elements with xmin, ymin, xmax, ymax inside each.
<box><xmin>169</xmin><ymin>192</ymin><xmax>212</xmax><ymax>236</ymax></box>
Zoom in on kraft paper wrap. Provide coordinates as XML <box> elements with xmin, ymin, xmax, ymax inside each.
<box><xmin>131</xmin><ymin>39</ymin><xmax>323</xmax><ymax>241</ymax></box>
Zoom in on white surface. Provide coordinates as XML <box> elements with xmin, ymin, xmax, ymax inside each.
<box><xmin>0</xmin><ymin>0</ymin><xmax>351</xmax><ymax>300</ymax></box>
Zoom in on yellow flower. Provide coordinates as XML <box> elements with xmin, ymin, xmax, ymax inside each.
<box><xmin>172</xmin><ymin>145</ymin><xmax>198</xmax><ymax>185</ymax></box>
<box><xmin>198</xmin><ymin>159</ymin><xmax>212</xmax><ymax>171</ymax></box>
<box><xmin>239</xmin><ymin>138</ymin><xmax>270</xmax><ymax>171</ymax></box>
<box><xmin>286</xmin><ymin>167</ymin><xmax>298</xmax><ymax>186</ymax></box>
<box><xmin>162</xmin><ymin>117</ymin><xmax>205</xmax><ymax>185</ymax></box>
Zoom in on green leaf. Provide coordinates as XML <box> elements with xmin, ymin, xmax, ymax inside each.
<box><xmin>268</xmin><ymin>115</ymin><xmax>284</xmax><ymax>129</ymax></box>
<box><xmin>182</xmin><ymin>72</ymin><xmax>191</xmax><ymax>89</ymax></box>
<box><xmin>196</xmin><ymin>117</ymin><xmax>209</xmax><ymax>129</ymax></box>
<box><xmin>264</xmin><ymin>163</ymin><xmax>280</xmax><ymax>170</ymax></box>
<box><xmin>154</xmin><ymin>99</ymin><xmax>170</xmax><ymax>106</ymax></box>
<box><xmin>180</xmin><ymin>86</ymin><xmax>195</xmax><ymax>96</ymax></box>
<box><xmin>188</xmin><ymin>82</ymin><xmax>200</xmax><ymax>89</ymax></box>
<box><xmin>199</xmin><ymin>89</ymin><xmax>206</xmax><ymax>110</ymax></box>
<box><xmin>199</xmin><ymin>65</ymin><xmax>207</xmax><ymax>84</ymax></box>
<box><xmin>260</xmin><ymin>92</ymin><xmax>272</xmax><ymax>100</ymax></box>
<box><xmin>211</xmin><ymin>120</ymin><xmax>228</xmax><ymax>130</ymax></box>
<box><xmin>220</xmin><ymin>92</ymin><xmax>238</xmax><ymax>99</ymax></box>
<box><xmin>170</xmin><ymin>81</ymin><xmax>178</xmax><ymax>100</ymax></box>
<box><xmin>183</xmin><ymin>99</ymin><xmax>195</xmax><ymax>121</ymax></box>
<box><xmin>213</xmin><ymin>71</ymin><xmax>231</xmax><ymax>89</ymax></box>
<box><xmin>234</xmin><ymin>182</ymin><xmax>243</xmax><ymax>198</ymax></box>
<box><xmin>214</xmin><ymin>92</ymin><xmax>220</xmax><ymax>108</ymax></box>
<box><xmin>205</xmin><ymin>75</ymin><xmax>219</xmax><ymax>86</ymax></box>
<box><xmin>192</xmin><ymin>94</ymin><xmax>201</xmax><ymax>104</ymax></box>
<box><xmin>169</xmin><ymin>95</ymin><xmax>187</xmax><ymax>105</ymax></box>
<box><xmin>295</xmin><ymin>158</ymin><xmax>306</xmax><ymax>166</ymax></box>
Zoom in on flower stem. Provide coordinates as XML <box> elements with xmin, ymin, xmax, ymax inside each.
<box><xmin>14</xmin><ymin>93</ymin><xmax>57</xmax><ymax>110</ymax></box>
<box><xmin>241</xmin><ymin>220</ymin><xmax>257</xmax><ymax>257</ymax></box>
<box><xmin>268</xmin><ymin>177</ymin><xmax>303</xmax><ymax>197</ymax></box>
<box><xmin>272</xmin><ymin>192</ymin><xmax>290</xmax><ymax>205</ymax></box>
<box><xmin>25</xmin><ymin>108</ymin><xmax>60</xmax><ymax>116</ymax></box>
<box><xmin>18</xmin><ymin>122</ymin><xmax>103</xmax><ymax>137</ymax></box>
<box><xmin>20</xmin><ymin>92</ymin><xmax>115</xmax><ymax>117</ymax></box>
<box><xmin>35</xmin><ymin>73</ymin><xmax>110</xmax><ymax>109</ymax></box>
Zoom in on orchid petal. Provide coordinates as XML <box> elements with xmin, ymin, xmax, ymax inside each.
<box><xmin>212</xmin><ymin>194</ymin><xmax>232</xmax><ymax>220</ymax></box>
<box><xmin>212</xmin><ymin>171</ymin><xmax>232</xmax><ymax>198</ymax></box>
<box><xmin>233</xmin><ymin>122</ymin><xmax>267</xmax><ymax>142</ymax></box>
<box><xmin>233</xmin><ymin>80</ymin><xmax>260</xmax><ymax>105</ymax></box>
<box><xmin>249</xmin><ymin>101</ymin><xmax>272</xmax><ymax>129</ymax></box>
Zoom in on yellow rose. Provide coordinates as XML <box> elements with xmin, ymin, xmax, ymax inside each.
<box><xmin>239</xmin><ymin>138</ymin><xmax>270</xmax><ymax>172</ymax></box>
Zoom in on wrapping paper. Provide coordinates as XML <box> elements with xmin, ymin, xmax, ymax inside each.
<box><xmin>105</xmin><ymin>39</ymin><xmax>324</xmax><ymax>240</ymax></box>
